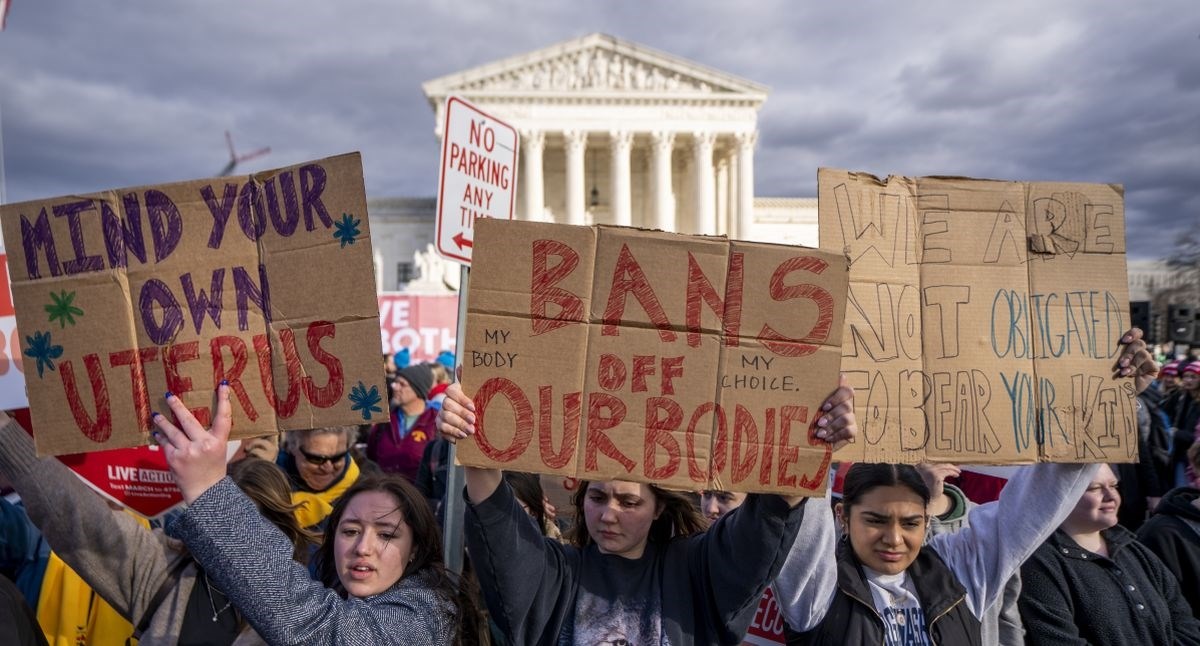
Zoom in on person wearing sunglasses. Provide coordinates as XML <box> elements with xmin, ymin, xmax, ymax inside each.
<box><xmin>278</xmin><ymin>426</ymin><xmax>362</xmax><ymax>529</ymax></box>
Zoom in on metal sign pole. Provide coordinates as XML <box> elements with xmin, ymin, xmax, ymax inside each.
<box><xmin>441</xmin><ymin>263</ymin><xmax>469</xmax><ymax>574</ymax></box>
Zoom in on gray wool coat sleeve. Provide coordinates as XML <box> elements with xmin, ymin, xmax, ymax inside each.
<box><xmin>169</xmin><ymin>477</ymin><xmax>456</xmax><ymax>645</ymax></box>
<box><xmin>0</xmin><ymin>416</ymin><xmax>199</xmax><ymax>645</ymax></box>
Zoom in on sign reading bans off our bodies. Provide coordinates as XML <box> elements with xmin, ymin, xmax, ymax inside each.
<box><xmin>818</xmin><ymin>169</ymin><xmax>1135</xmax><ymax>464</ymax></box>
<box><xmin>458</xmin><ymin>219</ymin><xmax>849</xmax><ymax>496</ymax></box>
<box><xmin>1</xmin><ymin>153</ymin><xmax>385</xmax><ymax>456</ymax></box>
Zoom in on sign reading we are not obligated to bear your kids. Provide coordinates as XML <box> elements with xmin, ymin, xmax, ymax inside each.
<box><xmin>458</xmin><ymin>219</ymin><xmax>850</xmax><ymax>496</ymax></box>
<box><xmin>819</xmin><ymin>169</ymin><xmax>1136</xmax><ymax>466</ymax></box>
<box><xmin>2</xmin><ymin>153</ymin><xmax>384</xmax><ymax>456</ymax></box>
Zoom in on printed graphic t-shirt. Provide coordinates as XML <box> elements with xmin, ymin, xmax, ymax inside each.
<box><xmin>569</xmin><ymin>549</ymin><xmax>665</xmax><ymax>645</ymax></box>
<box><xmin>862</xmin><ymin>566</ymin><xmax>932</xmax><ymax>646</ymax></box>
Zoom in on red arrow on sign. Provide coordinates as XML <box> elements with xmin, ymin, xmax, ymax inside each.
<box><xmin>453</xmin><ymin>232</ymin><xmax>473</xmax><ymax>250</ymax></box>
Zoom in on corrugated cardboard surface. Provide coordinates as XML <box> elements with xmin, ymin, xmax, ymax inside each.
<box><xmin>2</xmin><ymin>153</ymin><xmax>383</xmax><ymax>455</ymax></box>
<box><xmin>460</xmin><ymin>218</ymin><xmax>848</xmax><ymax>495</ymax></box>
<box><xmin>819</xmin><ymin>168</ymin><xmax>1134</xmax><ymax>464</ymax></box>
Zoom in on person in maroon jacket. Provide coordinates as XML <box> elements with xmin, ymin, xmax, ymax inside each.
<box><xmin>368</xmin><ymin>364</ymin><xmax>438</xmax><ymax>483</ymax></box>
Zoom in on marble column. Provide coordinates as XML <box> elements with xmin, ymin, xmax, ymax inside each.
<box><xmin>521</xmin><ymin>130</ymin><xmax>545</xmax><ymax>221</ymax></box>
<box><xmin>715</xmin><ymin>156</ymin><xmax>729</xmax><ymax>237</ymax></box>
<box><xmin>564</xmin><ymin>130</ymin><xmax>587</xmax><ymax>226</ymax></box>
<box><xmin>727</xmin><ymin>147</ymin><xmax>739</xmax><ymax>238</ymax></box>
<box><xmin>736</xmin><ymin>132</ymin><xmax>757</xmax><ymax>242</ymax></box>
<box><xmin>650</xmin><ymin>131</ymin><xmax>676</xmax><ymax>232</ymax></box>
<box><xmin>692</xmin><ymin>132</ymin><xmax>716</xmax><ymax>235</ymax></box>
<box><xmin>609</xmin><ymin>130</ymin><xmax>633</xmax><ymax>227</ymax></box>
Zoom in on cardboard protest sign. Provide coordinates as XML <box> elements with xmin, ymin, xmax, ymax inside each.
<box><xmin>458</xmin><ymin>219</ymin><xmax>848</xmax><ymax>495</ymax></box>
<box><xmin>818</xmin><ymin>169</ymin><xmax>1135</xmax><ymax>464</ymax></box>
<box><xmin>1</xmin><ymin>153</ymin><xmax>385</xmax><ymax>456</ymax></box>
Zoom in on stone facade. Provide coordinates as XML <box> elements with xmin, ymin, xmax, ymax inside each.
<box><xmin>369</xmin><ymin>33</ymin><xmax>1162</xmax><ymax>310</ymax></box>
<box><xmin>369</xmin><ymin>33</ymin><xmax>822</xmax><ymax>292</ymax></box>
<box><xmin>421</xmin><ymin>33</ymin><xmax>768</xmax><ymax>239</ymax></box>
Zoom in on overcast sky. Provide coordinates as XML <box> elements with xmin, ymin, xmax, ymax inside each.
<box><xmin>0</xmin><ymin>1</ymin><xmax>1195</xmax><ymax>260</ymax></box>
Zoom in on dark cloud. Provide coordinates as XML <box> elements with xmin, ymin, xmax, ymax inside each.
<box><xmin>0</xmin><ymin>0</ymin><xmax>1194</xmax><ymax>259</ymax></box>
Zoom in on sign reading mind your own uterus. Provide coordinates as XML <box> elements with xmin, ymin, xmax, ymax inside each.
<box><xmin>1</xmin><ymin>152</ymin><xmax>385</xmax><ymax>456</ymax></box>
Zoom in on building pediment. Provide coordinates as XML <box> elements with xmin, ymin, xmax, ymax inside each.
<box><xmin>423</xmin><ymin>33</ymin><xmax>767</xmax><ymax>104</ymax></box>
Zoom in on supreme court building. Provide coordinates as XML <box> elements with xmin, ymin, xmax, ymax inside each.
<box><xmin>370</xmin><ymin>33</ymin><xmax>817</xmax><ymax>294</ymax></box>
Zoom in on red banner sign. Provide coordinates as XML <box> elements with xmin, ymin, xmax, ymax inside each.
<box><xmin>13</xmin><ymin>407</ymin><xmax>180</xmax><ymax>520</ymax></box>
<box><xmin>377</xmin><ymin>293</ymin><xmax>458</xmax><ymax>362</ymax></box>
<box><xmin>742</xmin><ymin>586</ymin><xmax>787</xmax><ymax>645</ymax></box>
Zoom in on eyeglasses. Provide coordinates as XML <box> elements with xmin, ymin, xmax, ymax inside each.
<box><xmin>298</xmin><ymin>448</ymin><xmax>349</xmax><ymax>467</ymax></box>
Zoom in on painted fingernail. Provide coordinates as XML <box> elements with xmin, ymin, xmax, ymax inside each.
<box><xmin>219</xmin><ymin>379</ymin><xmax>229</xmax><ymax>386</ymax></box>
<box><xmin>816</xmin><ymin>429</ymin><xmax>828</xmax><ymax>439</ymax></box>
<box><xmin>822</xmin><ymin>402</ymin><xmax>832</xmax><ymax>411</ymax></box>
<box><xmin>818</xmin><ymin>416</ymin><xmax>830</xmax><ymax>426</ymax></box>
<box><xmin>164</xmin><ymin>391</ymin><xmax>174</xmax><ymax>399</ymax></box>
<box><xmin>151</xmin><ymin>411</ymin><xmax>160</xmax><ymax>419</ymax></box>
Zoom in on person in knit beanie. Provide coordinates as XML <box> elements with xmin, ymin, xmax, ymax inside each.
<box><xmin>396</xmin><ymin>364</ymin><xmax>434</xmax><ymax>403</ymax></box>
<box><xmin>366</xmin><ymin>363</ymin><xmax>437</xmax><ymax>482</ymax></box>
<box><xmin>436</xmin><ymin>350</ymin><xmax>456</xmax><ymax>377</ymax></box>
<box><xmin>1161</xmin><ymin>361</ymin><xmax>1181</xmax><ymax>394</ymax></box>
<box><xmin>394</xmin><ymin>347</ymin><xmax>411</xmax><ymax>370</ymax></box>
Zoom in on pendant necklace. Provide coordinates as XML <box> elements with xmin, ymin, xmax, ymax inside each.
<box><xmin>202</xmin><ymin>570</ymin><xmax>233</xmax><ymax>622</ymax></box>
<box><xmin>884</xmin><ymin>589</ymin><xmax>907</xmax><ymax>626</ymax></box>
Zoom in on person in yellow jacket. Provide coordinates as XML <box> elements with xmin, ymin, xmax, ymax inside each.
<box><xmin>3</xmin><ymin>470</ymin><xmax>136</xmax><ymax>645</ymax></box>
<box><xmin>37</xmin><ymin>549</ymin><xmax>136</xmax><ymax>646</ymax></box>
<box><xmin>276</xmin><ymin>426</ymin><xmax>362</xmax><ymax>528</ymax></box>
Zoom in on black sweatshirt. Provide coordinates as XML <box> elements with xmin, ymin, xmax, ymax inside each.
<box><xmin>1138</xmin><ymin>486</ymin><xmax>1200</xmax><ymax>617</ymax></box>
<box><xmin>465</xmin><ymin>481</ymin><xmax>804</xmax><ymax>646</ymax></box>
<box><xmin>1020</xmin><ymin>526</ymin><xmax>1200</xmax><ymax>646</ymax></box>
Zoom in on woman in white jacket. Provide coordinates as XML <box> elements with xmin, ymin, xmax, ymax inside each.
<box><xmin>778</xmin><ymin>328</ymin><xmax>1157</xmax><ymax>645</ymax></box>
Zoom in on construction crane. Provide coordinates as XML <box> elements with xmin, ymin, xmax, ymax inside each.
<box><xmin>219</xmin><ymin>131</ymin><xmax>270</xmax><ymax>176</ymax></box>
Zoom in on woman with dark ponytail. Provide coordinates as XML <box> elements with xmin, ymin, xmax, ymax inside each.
<box><xmin>783</xmin><ymin>462</ymin><xmax>1096</xmax><ymax>645</ymax></box>
<box><xmin>781</xmin><ymin>328</ymin><xmax>1161</xmax><ymax>646</ymax></box>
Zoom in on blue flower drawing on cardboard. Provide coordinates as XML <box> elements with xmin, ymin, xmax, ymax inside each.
<box><xmin>45</xmin><ymin>290</ymin><xmax>84</xmax><ymax>328</ymax></box>
<box><xmin>333</xmin><ymin>213</ymin><xmax>362</xmax><ymax>248</ymax></box>
<box><xmin>24</xmin><ymin>331</ymin><xmax>64</xmax><ymax>378</ymax></box>
<box><xmin>348</xmin><ymin>381</ymin><xmax>383</xmax><ymax>420</ymax></box>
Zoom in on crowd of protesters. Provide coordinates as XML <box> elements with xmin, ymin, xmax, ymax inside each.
<box><xmin>3</xmin><ymin>331</ymin><xmax>1200</xmax><ymax>645</ymax></box>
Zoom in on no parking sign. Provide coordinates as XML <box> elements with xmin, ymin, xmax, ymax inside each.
<box><xmin>434</xmin><ymin>97</ymin><xmax>518</xmax><ymax>265</ymax></box>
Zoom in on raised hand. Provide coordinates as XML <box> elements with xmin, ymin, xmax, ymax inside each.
<box><xmin>152</xmin><ymin>383</ymin><xmax>233</xmax><ymax>504</ymax></box>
